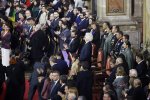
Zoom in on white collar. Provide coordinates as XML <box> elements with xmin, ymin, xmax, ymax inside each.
<box><xmin>116</xmin><ymin>76</ymin><xmax>124</xmax><ymax>79</ymax></box>
<box><xmin>138</xmin><ymin>60</ymin><xmax>144</xmax><ymax>64</ymax></box>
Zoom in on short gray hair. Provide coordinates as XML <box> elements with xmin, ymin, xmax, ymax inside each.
<box><xmin>84</xmin><ymin>32</ymin><xmax>93</xmax><ymax>42</ymax></box>
<box><xmin>129</xmin><ymin>69</ymin><xmax>138</xmax><ymax>77</ymax></box>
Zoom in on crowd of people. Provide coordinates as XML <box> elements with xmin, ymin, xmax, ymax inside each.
<box><xmin>0</xmin><ymin>0</ymin><xmax>150</xmax><ymax>100</ymax></box>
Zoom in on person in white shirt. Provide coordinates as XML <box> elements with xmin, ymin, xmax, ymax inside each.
<box><xmin>39</xmin><ymin>5</ymin><xmax>48</xmax><ymax>25</ymax></box>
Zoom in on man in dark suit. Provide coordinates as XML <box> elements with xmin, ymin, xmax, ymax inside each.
<box><xmin>75</xmin><ymin>7</ymin><xmax>82</xmax><ymax>26</ymax></box>
<box><xmin>79</xmin><ymin>33</ymin><xmax>93</xmax><ymax>69</ymax></box>
<box><xmin>135</xmin><ymin>53</ymin><xmax>148</xmax><ymax>87</ymax></box>
<box><xmin>90</xmin><ymin>22</ymin><xmax>100</xmax><ymax>49</ymax></box>
<box><xmin>58</xmin><ymin>21</ymin><xmax>71</xmax><ymax>50</ymax></box>
<box><xmin>64</xmin><ymin>30</ymin><xmax>80</xmax><ymax>54</ymax></box>
<box><xmin>49</xmin><ymin>71</ymin><xmax>61</xmax><ymax>100</ymax></box>
<box><xmin>66</xmin><ymin>5</ymin><xmax>74</xmax><ymax>27</ymax></box>
<box><xmin>50</xmin><ymin>12</ymin><xmax>60</xmax><ymax>41</ymax></box>
<box><xmin>77</xmin><ymin>13</ymin><xmax>89</xmax><ymax>37</ymax></box>
<box><xmin>29</xmin><ymin>24</ymin><xmax>49</xmax><ymax>63</ymax></box>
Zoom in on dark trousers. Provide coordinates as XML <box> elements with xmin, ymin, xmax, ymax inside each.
<box><xmin>28</xmin><ymin>81</ymin><xmax>44</xmax><ymax>100</ymax></box>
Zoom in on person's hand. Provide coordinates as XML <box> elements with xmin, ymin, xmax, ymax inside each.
<box><xmin>58</xmin><ymin>91</ymin><xmax>63</xmax><ymax>96</ymax></box>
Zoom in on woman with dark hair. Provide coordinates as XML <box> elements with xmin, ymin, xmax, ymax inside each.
<box><xmin>1</xmin><ymin>23</ymin><xmax>11</xmax><ymax>68</ymax></box>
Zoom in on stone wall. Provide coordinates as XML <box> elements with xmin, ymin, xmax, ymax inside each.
<box><xmin>96</xmin><ymin>0</ymin><xmax>143</xmax><ymax>49</ymax></box>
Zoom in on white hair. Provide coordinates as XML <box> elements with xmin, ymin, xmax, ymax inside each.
<box><xmin>129</xmin><ymin>69</ymin><xmax>138</xmax><ymax>77</ymax></box>
<box><xmin>84</xmin><ymin>32</ymin><xmax>93</xmax><ymax>42</ymax></box>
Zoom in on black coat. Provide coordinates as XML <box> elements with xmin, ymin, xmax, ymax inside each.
<box><xmin>132</xmin><ymin>86</ymin><xmax>147</xmax><ymax>100</ymax></box>
<box><xmin>67</xmin><ymin>37</ymin><xmax>80</xmax><ymax>53</ymax></box>
<box><xmin>5</xmin><ymin>60</ymin><xmax>25</xmax><ymax>100</ymax></box>
<box><xmin>52</xmin><ymin>59</ymin><xmax>69</xmax><ymax>75</ymax></box>
<box><xmin>136</xmin><ymin>60</ymin><xmax>148</xmax><ymax>87</ymax></box>
<box><xmin>76</xmin><ymin>70</ymin><xmax>93</xmax><ymax>100</ymax></box>
<box><xmin>79</xmin><ymin>42</ymin><xmax>92</xmax><ymax>62</ymax></box>
<box><xmin>49</xmin><ymin>81</ymin><xmax>61</xmax><ymax>100</ymax></box>
<box><xmin>91</xmin><ymin>28</ymin><xmax>100</xmax><ymax>48</ymax></box>
<box><xmin>30</xmin><ymin>30</ymin><xmax>49</xmax><ymax>62</ymax></box>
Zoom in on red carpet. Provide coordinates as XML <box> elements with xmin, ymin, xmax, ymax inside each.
<box><xmin>0</xmin><ymin>80</ymin><xmax>38</xmax><ymax>100</ymax></box>
<box><xmin>0</xmin><ymin>79</ymin><xmax>102</xmax><ymax>100</ymax></box>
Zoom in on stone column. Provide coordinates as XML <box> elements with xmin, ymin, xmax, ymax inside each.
<box><xmin>143</xmin><ymin>0</ymin><xmax>150</xmax><ymax>47</ymax></box>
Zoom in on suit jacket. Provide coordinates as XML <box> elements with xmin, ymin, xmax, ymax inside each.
<box><xmin>136</xmin><ymin>60</ymin><xmax>147</xmax><ymax>78</ymax></box>
<box><xmin>132</xmin><ymin>86</ymin><xmax>147</xmax><ymax>100</ymax></box>
<box><xmin>79</xmin><ymin>42</ymin><xmax>92</xmax><ymax>62</ymax></box>
<box><xmin>66</xmin><ymin>10</ymin><xmax>74</xmax><ymax>27</ymax></box>
<box><xmin>67</xmin><ymin>37</ymin><xmax>80</xmax><ymax>53</ymax></box>
<box><xmin>122</xmin><ymin>48</ymin><xmax>134</xmax><ymax>69</ymax></box>
<box><xmin>5</xmin><ymin>59</ymin><xmax>25</xmax><ymax>100</ymax></box>
<box><xmin>58</xmin><ymin>84</ymin><xmax>66</xmax><ymax>94</ymax></box>
<box><xmin>51</xmin><ymin>18</ymin><xmax>60</xmax><ymax>31</ymax></box>
<box><xmin>53</xmin><ymin>0</ymin><xmax>62</xmax><ymax>10</ymax></box>
<box><xmin>77</xmin><ymin>18</ymin><xmax>88</xmax><ymax>31</ymax></box>
<box><xmin>30</xmin><ymin>30</ymin><xmax>49</xmax><ymax>61</ymax></box>
<box><xmin>91</xmin><ymin>28</ymin><xmax>100</xmax><ymax>48</ymax></box>
<box><xmin>76</xmin><ymin>70</ymin><xmax>93</xmax><ymax>100</ymax></box>
<box><xmin>50</xmin><ymin>18</ymin><xmax>60</xmax><ymax>40</ymax></box>
<box><xmin>75</xmin><ymin>15</ymin><xmax>81</xmax><ymax>26</ymax></box>
<box><xmin>52</xmin><ymin>59</ymin><xmax>69</xmax><ymax>75</ymax></box>
<box><xmin>136</xmin><ymin>60</ymin><xmax>148</xmax><ymax>87</ymax></box>
<box><xmin>59</xmin><ymin>28</ymin><xmax>71</xmax><ymax>50</ymax></box>
<box><xmin>30</xmin><ymin>62</ymin><xmax>46</xmax><ymax>85</ymax></box>
<box><xmin>49</xmin><ymin>80</ymin><xmax>61</xmax><ymax>99</ymax></box>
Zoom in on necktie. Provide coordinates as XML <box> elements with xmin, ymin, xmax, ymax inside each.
<box><xmin>50</xmin><ymin>81</ymin><xmax>56</xmax><ymax>94</ymax></box>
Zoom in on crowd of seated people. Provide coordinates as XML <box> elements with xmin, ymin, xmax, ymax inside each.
<box><xmin>0</xmin><ymin>0</ymin><xmax>150</xmax><ymax>100</ymax></box>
